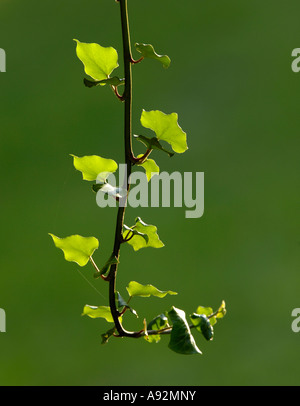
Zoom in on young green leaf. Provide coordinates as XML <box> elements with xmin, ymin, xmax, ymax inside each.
<box><xmin>216</xmin><ymin>300</ymin><xmax>227</xmax><ymax>319</ymax></box>
<box><xmin>135</xmin><ymin>43</ymin><xmax>171</xmax><ymax>68</ymax></box>
<box><xmin>145</xmin><ymin>313</ymin><xmax>169</xmax><ymax>344</ymax></box>
<box><xmin>168</xmin><ymin>307</ymin><xmax>202</xmax><ymax>355</ymax></box>
<box><xmin>195</xmin><ymin>306</ymin><xmax>213</xmax><ymax>317</ymax></box>
<box><xmin>49</xmin><ymin>234</ymin><xmax>99</xmax><ymax>267</ymax></box>
<box><xmin>190</xmin><ymin>314</ymin><xmax>214</xmax><ymax>341</ymax></box>
<box><xmin>126</xmin><ymin>281</ymin><xmax>177</xmax><ymax>298</ymax></box>
<box><xmin>136</xmin><ymin>154</ymin><xmax>159</xmax><ymax>181</ymax></box>
<box><xmin>123</xmin><ymin>217</ymin><xmax>164</xmax><ymax>251</ymax></box>
<box><xmin>71</xmin><ymin>154</ymin><xmax>118</xmax><ymax>182</ymax></box>
<box><xmin>74</xmin><ymin>39</ymin><xmax>119</xmax><ymax>83</ymax></box>
<box><xmin>140</xmin><ymin>110</ymin><xmax>187</xmax><ymax>154</ymax></box>
<box><xmin>82</xmin><ymin>305</ymin><xmax>114</xmax><ymax>322</ymax></box>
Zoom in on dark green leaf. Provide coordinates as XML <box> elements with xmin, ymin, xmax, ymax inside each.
<box><xmin>101</xmin><ymin>327</ymin><xmax>116</xmax><ymax>345</ymax></box>
<box><xmin>94</xmin><ymin>254</ymin><xmax>119</xmax><ymax>279</ymax></box>
<box><xmin>145</xmin><ymin>313</ymin><xmax>169</xmax><ymax>344</ymax></box>
<box><xmin>84</xmin><ymin>76</ymin><xmax>125</xmax><ymax>88</ymax></box>
<box><xmin>133</xmin><ymin>134</ymin><xmax>174</xmax><ymax>157</ymax></box>
<box><xmin>168</xmin><ymin>307</ymin><xmax>202</xmax><ymax>355</ymax></box>
<box><xmin>115</xmin><ymin>291</ymin><xmax>138</xmax><ymax>318</ymax></box>
<box><xmin>190</xmin><ymin>314</ymin><xmax>214</xmax><ymax>341</ymax></box>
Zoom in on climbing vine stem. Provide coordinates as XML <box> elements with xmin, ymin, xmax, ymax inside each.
<box><xmin>49</xmin><ymin>0</ymin><xmax>226</xmax><ymax>354</ymax></box>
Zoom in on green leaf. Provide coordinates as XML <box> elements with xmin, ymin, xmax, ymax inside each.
<box><xmin>123</xmin><ymin>224</ymin><xmax>149</xmax><ymax>245</ymax></box>
<box><xmin>101</xmin><ymin>327</ymin><xmax>116</xmax><ymax>345</ymax></box>
<box><xmin>195</xmin><ymin>306</ymin><xmax>213</xmax><ymax>317</ymax></box>
<box><xmin>135</xmin><ymin>43</ymin><xmax>171</xmax><ymax>68</ymax></box>
<box><xmin>49</xmin><ymin>234</ymin><xmax>99</xmax><ymax>267</ymax></box>
<box><xmin>134</xmin><ymin>134</ymin><xmax>174</xmax><ymax>157</ymax></box>
<box><xmin>71</xmin><ymin>154</ymin><xmax>118</xmax><ymax>182</ymax></box>
<box><xmin>216</xmin><ymin>300</ymin><xmax>227</xmax><ymax>319</ymax></box>
<box><xmin>74</xmin><ymin>39</ymin><xmax>119</xmax><ymax>83</ymax></box>
<box><xmin>168</xmin><ymin>307</ymin><xmax>202</xmax><ymax>355</ymax></box>
<box><xmin>84</xmin><ymin>76</ymin><xmax>125</xmax><ymax>88</ymax></box>
<box><xmin>140</xmin><ymin>110</ymin><xmax>187</xmax><ymax>154</ymax></box>
<box><xmin>190</xmin><ymin>314</ymin><xmax>214</xmax><ymax>341</ymax></box>
<box><xmin>195</xmin><ymin>301</ymin><xmax>227</xmax><ymax>327</ymax></box>
<box><xmin>145</xmin><ymin>313</ymin><xmax>169</xmax><ymax>344</ymax></box>
<box><xmin>126</xmin><ymin>281</ymin><xmax>177</xmax><ymax>298</ymax></box>
<box><xmin>94</xmin><ymin>254</ymin><xmax>119</xmax><ymax>279</ymax></box>
<box><xmin>115</xmin><ymin>291</ymin><xmax>138</xmax><ymax>318</ymax></box>
<box><xmin>123</xmin><ymin>217</ymin><xmax>164</xmax><ymax>251</ymax></box>
<box><xmin>82</xmin><ymin>305</ymin><xmax>114</xmax><ymax>322</ymax></box>
<box><xmin>136</xmin><ymin>155</ymin><xmax>159</xmax><ymax>181</ymax></box>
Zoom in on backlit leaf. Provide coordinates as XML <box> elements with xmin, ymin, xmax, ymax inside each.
<box><xmin>123</xmin><ymin>217</ymin><xmax>164</xmax><ymax>251</ymax></box>
<box><xmin>82</xmin><ymin>305</ymin><xmax>114</xmax><ymax>322</ymax></box>
<box><xmin>74</xmin><ymin>39</ymin><xmax>119</xmax><ymax>83</ymax></box>
<box><xmin>216</xmin><ymin>300</ymin><xmax>227</xmax><ymax>319</ymax></box>
<box><xmin>140</xmin><ymin>110</ymin><xmax>187</xmax><ymax>154</ymax></box>
<box><xmin>71</xmin><ymin>154</ymin><xmax>118</xmax><ymax>182</ymax></box>
<box><xmin>49</xmin><ymin>234</ymin><xmax>99</xmax><ymax>267</ymax></box>
<box><xmin>135</xmin><ymin>43</ymin><xmax>171</xmax><ymax>68</ymax></box>
<box><xmin>168</xmin><ymin>307</ymin><xmax>202</xmax><ymax>355</ymax></box>
<box><xmin>195</xmin><ymin>306</ymin><xmax>213</xmax><ymax>317</ymax></box>
<box><xmin>136</xmin><ymin>154</ymin><xmax>159</xmax><ymax>181</ymax></box>
<box><xmin>126</xmin><ymin>281</ymin><xmax>177</xmax><ymax>298</ymax></box>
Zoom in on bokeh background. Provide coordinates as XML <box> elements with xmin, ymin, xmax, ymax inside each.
<box><xmin>0</xmin><ymin>0</ymin><xmax>299</xmax><ymax>386</ymax></box>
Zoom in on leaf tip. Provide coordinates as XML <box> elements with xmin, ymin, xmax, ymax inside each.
<box><xmin>48</xmin><ymin>233</ymin><xmax>57</xmax><ymax>241</ymax></box>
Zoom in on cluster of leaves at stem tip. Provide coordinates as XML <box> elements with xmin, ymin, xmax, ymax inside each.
<box><xmin>49</xmin><ymin>0</ymin><xmax>226</xmax><ymax>355</ymax></box>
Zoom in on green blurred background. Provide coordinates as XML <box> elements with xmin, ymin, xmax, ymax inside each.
<box><xmin>0</xmin><ymin>0</ymin><xmax>299</xmax><ymax>386</ymax></box>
